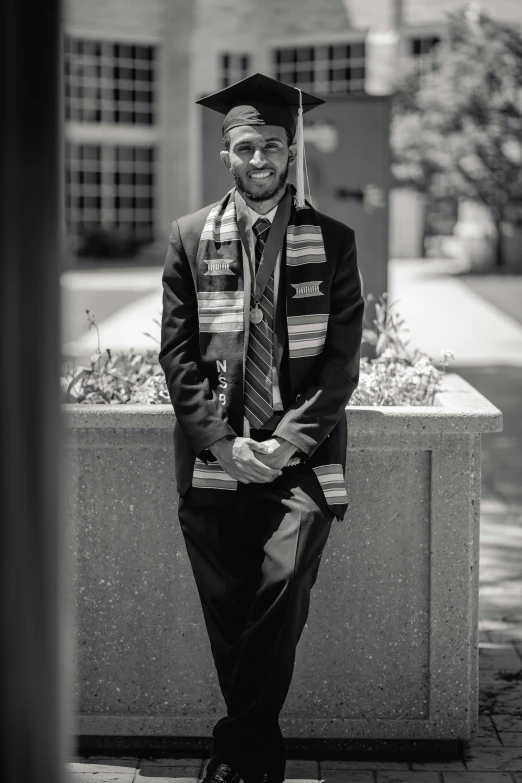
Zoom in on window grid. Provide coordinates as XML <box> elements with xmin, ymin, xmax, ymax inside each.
<box><xmin>220</xmin><ymin>53</ymin><xmax>250</xmax><ymax>88</ymax></box>
<box><xmin>410</xmin><ymin>35</ymin><xmax>441</xmax><ymax>77</ymax></box>
<box><xmin>274</xmin><ymin>42</ymin><xmax>365</xmax><ymax>94</ymax></box>
<box><xmin>64</xmin><ymin>37</ymin><xmax>156</xmax><ymax>125</ymax></box>
<box><xmin>65</xmin><ymin>143</ymin><xmax>155</xmax><ymax>240</ymax></box>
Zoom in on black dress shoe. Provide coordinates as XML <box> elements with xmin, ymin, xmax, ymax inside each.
<box><xmin>202</xmin><ymin>759</ymin><xmax>242</xmax><ymax>783</ymax></box>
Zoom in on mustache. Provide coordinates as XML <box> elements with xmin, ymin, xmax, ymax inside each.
<box><xmin>231</xmin><ymin>162</ymin><xmax>289</xmax><ymax>202</ymax></box>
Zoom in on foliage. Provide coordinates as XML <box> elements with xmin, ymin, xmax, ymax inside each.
<box><xmin>391</xmin><ymin>7</ymin><xmax>522</xmax><ymax>266</ymax></box>
<box><xmin>61</xmin><ymin>310</ymin><xmax>169</xmax><ymax>404</ymax></box>
<box><xmin>76</xmin><ymin>228</ymin><xmax>146</xmax><ymax>259</ymax></box>
<box><xmin>348</xmin><ymin>294</ymin><xmax>453</xmax><ymax>407</ymax></box>
<box><xmin>62</xmin><ymin>297</ymin><xmax>453</xmax><ymax>407</ymax></box>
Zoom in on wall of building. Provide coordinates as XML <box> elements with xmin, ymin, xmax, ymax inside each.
<box><xmin>65</xmin><ymin>0</ymin><xmax>166</xmax><ymax>37</ymax></box>
<box><xmin>63</xmin><ymin>0</ymin><xmax>522</xmax><ymax>246</ymax></box>
<box><xmin>189</xmin><ymin>0</ymin><xmax>361</xmax><ymax>210</ymax></box>
<box><xmin>158</xmin><ymin>1</ymin><xmax>194</xmax><ymax>233</ymax></box>
<box><xmin>403</xmin><ymin>0</ymin><xmax>522</xmax><ymax>26</ymax></box>
<box><xmin>64</xmin><ymin>0</ymin><xmax>194</xmax><ymax>243</ymax></box>
<box><xmin>192</xmin><ymin>0</ymin><xmax>354</xmax><ymax>97</ymax></box>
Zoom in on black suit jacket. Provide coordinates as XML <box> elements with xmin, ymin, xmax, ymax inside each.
<box><xmin>159</xmin><ymin>200</ymin><xmax>364</xmax><ymax>510</ymax></box>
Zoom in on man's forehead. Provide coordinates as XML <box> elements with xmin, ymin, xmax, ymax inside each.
<box><xmin>228</xmin><ymin>124</ymin><xmax>288</xmax><ymax>143</ymax></box>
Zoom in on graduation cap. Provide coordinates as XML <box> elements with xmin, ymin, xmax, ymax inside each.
<box><xmin>196</xmin><ymin>73</ymin><xmax>325</xmax><ymax>208</ymax></box>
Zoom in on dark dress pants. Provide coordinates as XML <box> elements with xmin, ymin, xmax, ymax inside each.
<box><xmin>177</xmin><ymin>461</ymin><xmax>334</xmax><ymax>781</ymax></box>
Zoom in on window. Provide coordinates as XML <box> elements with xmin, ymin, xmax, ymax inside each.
<box><xmin>409</xmin><ymin>35</ymin><xmax>441</xmax><ymax>76</ymax></box>
<box><xmin>220</xmin><ymin>53</ymin><xmax>250</xmax><ymax>88</ymax></box>
<box><xmin>64</xmin><ymin>37</ymin><xmax>156</xmax><ymax>125</ymax></box>
<box><xmin>274</xmin><ymin>42</ymin><xmax>365</xmax><ymax>94</ymax></box>
<box><xmin>65</xmin><ymin>143</ymin><xmax>155</xmax><ymax>240</ymax></box>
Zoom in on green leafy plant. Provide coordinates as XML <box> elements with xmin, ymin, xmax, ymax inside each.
<box><xmin>349</xmin><ymin>293</ymin><xmax>454</xmax><ymax>406</ymax></box>
<box><xmin>61</xmin><ymin>295</ymin><xmax>453</xmax><ymax>406</ymax></box>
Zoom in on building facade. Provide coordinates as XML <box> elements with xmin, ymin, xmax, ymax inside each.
<box><xmin>63</xmin><ymin>0</ymin><xmax>193</xmax><ymax>251</ymax></box>
<box><xmin>64</xmin><ymin>0</ymin><xmax>522</xmax><ymax>249</ymax></box>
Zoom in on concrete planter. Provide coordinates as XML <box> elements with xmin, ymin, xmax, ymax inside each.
<box><xmin>64</xmin><ymin>373</ymin><xmax>502</xmax><ymax>742</ymax></box>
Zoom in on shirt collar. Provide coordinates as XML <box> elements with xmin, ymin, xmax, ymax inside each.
<box><xmin>247</xmin><ymin>203</ymin><xmax>278</xmax><ymax>226</ymax></box>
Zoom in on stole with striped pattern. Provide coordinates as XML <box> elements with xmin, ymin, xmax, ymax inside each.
<box><xmin>191</xmin><ymin>185</ymin><xmax>349</xmax><ymax>513</ymax></box>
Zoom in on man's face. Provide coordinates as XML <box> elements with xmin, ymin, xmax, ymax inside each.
<box><xmin>220</xmin><ymin>124</ymin><xmax>296</xmax><ymax>202</ymax></box>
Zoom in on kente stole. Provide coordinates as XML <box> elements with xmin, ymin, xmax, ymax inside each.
<box><xmin>191</xmin><ymin>184</ymin><xmax>348</xmax><ymax>510</ymax></box>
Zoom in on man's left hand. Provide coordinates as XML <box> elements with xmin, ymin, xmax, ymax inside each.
<box><xmin>256</xmin><ymin>437</ymin><xmax>298</xmax><ymax>470</ymax></box>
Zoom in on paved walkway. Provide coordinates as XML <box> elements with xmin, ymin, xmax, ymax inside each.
<box><xmin>64</xmin><ymin>743</ymin><xmax>522</xmax><ymax>783</ymax></box>
<box><xmin>66</xmin><ymin>259</ymin><xmax>522</xmax><ymax>781</ymax></box>
<box><xmin>61</xmin><ymin>267</ymin><xmax>163</xmax><ymax>360</ymax></box>
<box><xmin>60</xmin><ymin>259</ymin><xmax>522</xmax><ymax>366</ymax></box>
<box><xmin>387</xmin><ymin>259</ymin><xmax>522</xmax><ymax>367</ymax></box>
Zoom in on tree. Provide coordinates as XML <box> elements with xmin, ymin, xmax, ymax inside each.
<box><xmin>391</xmin><ymin>6</ymin><xmax>522</xmax><ymax>268</ymax></box>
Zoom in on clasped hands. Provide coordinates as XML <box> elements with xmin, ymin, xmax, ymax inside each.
<box><xmin>209</xmin><ymin>435</ymin><xmax>298</xmax><ymax>484</ymax></box>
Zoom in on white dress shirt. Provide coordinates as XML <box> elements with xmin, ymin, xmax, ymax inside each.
<box><xmin>241</xmin><ymin>204</ymin><xmax>284</xmax><ymax>436</ymax></box>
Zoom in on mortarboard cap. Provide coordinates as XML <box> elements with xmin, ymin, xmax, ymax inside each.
<box><xmin>196</xmin><ymin>73</ymin><xmax>325</xmax><ymax>208</ymax></box>
<box><xmin>196</xmin><ymin>73</ymin><xmax>324</xmax><ymax>138</ymax></box>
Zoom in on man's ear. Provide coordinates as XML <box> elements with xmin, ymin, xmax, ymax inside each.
<box><xmin>288</xmin><ymin>143</ymin><xmax>297</xmax><ymax>166</ymax></box>
<box><xmin>220</xmin><ymin>150</ymin><xmax>231</xmax><ymax>169</ymax></box>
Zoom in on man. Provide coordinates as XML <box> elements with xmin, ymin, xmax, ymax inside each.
<box><xmin>159</xmin><ymin>73</ymin><xmax>364</xmax><ymax>783</ymax></box>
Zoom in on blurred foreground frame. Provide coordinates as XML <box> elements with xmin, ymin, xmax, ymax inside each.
<box><xmin>0</xmin><ymin>0</ymin><xmax>69</xmax><ymax>782</ymax></box>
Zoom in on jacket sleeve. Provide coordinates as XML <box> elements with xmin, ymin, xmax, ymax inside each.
<box><xmin>158</xmin><ymin>220</ymin><xmax>237</xmax><ymax>456</ymax></box>
<box><xmin>272</xmin><ymin>227</ymin><xmax>364</xmax><ymax>457</ymax></box>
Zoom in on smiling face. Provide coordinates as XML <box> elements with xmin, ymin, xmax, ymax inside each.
<box><xmin>220</xmin><ymin>124</ymin><xmax>296</xmax><ymax>207</ymax></box>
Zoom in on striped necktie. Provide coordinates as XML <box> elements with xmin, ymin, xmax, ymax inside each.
<box><xmin>244</xmin><ymin>217</ymin><xmax>274</xmax><ymax>428</ymax></box>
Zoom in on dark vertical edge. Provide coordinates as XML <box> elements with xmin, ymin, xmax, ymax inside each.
<box><xmin>0</xmin><ymin>0</ymin><xmax>67</xmax><ymax>780</ymax></box>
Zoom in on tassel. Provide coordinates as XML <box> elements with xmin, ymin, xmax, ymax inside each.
<box><xmin>295</xmin><ymin>88</ymin><xmax>305</xmax><ymax>209</ymax></box>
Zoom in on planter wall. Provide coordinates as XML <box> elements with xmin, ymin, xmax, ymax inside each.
<box><xmin>64</xmin><ymin>373</ymin><xmax>502</xmax><ymax>741</ymax></box>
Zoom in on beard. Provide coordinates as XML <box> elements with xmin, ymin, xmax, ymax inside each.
<box><xmin>231</xmin><ymin>161</ymin><xmax>289</xmax><ymax>202</ymax></box>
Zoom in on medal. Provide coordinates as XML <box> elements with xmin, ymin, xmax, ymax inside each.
<box><xmin>235</xmin><ymin>188</ymin><xmax>291</xmax><ymax>332</ymax></box>
<box><xmin>250</xmin><ymin>305</ymin><xmax>263</xmax><ymax>324</ymax></box>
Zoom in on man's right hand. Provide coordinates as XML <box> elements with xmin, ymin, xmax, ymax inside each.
<box><xmin>209</xmin><ymin>436</ymin><xmax>282</xmax><ymax>484</ymax></box>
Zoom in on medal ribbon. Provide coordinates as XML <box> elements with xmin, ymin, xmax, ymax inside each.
<box><xmin>236</xmin><ymin>186</ymin><xmax>292</xmax><ymax>311</ymax></box>
<box><xmin>244</xmin><ymin>217</ymin><xmax>275</xmax><ymax>426</ymax></box>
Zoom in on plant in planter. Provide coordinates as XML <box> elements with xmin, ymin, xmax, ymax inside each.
<box><xmin>75</xmin><ymin>227</ymin><xmax>146</xmax><ymax>260</ymax></box>
<box><xmin>61</xmin><ymin>310</ymin><xmax>169</xmax><ymax>404</ymax></box>
<box><xmin>351</xmin><ymin>293</ymin><xmax>454</xmax><ymax>406</ymax></box>
<box><xmin>61</xmin><ymin>294</ymin><xmax>453</xmax><ymax>405</ymax></box>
